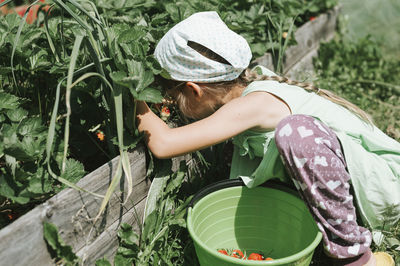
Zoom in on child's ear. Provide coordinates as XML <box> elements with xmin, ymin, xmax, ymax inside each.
<box><xmin>185</xmin><ymin>82</ymin><xmax>203</xmax><ymax>98</ymax></box>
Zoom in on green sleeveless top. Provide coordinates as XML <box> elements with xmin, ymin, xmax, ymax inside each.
<box><xmin>230</xmin><ymin>65</ymin><xmax>400</xmax><ymax>243</ymax></box>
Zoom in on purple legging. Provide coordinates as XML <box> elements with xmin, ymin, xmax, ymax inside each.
<box><xmin>274</xmin><ymin>115</ymin><xmax>372</xmax><ymax>263</ymax></box>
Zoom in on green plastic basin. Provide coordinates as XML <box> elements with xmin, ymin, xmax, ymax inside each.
<box><xmin>187</xmin><ymin>185</ymin><xmax>322</xmax><ymax>265</ymax></box>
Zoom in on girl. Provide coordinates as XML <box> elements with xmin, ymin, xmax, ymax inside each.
<box><xmin>136</xmin><ymin>11</ymin><xmax>399</xmax><ymax>265</ymax></box>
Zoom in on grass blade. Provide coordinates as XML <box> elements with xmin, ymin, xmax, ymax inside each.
<box><xmin>112</xmin><ymin>85</ymin><xmax>134</xmax><ymax>204</ymax></box>
<box><xmin>56</xmin><ymin>71</ymin><xmax>127</xmax><ymax>211</ymax></box>
<box><xmin>62</xmin><ymin>34</ymin><xmax>84</xmax><ymax>173</ymax></box>
<box><xmin>43</xmin><ymin>4</ymin><xmax>60</xmax><ymax>63</ymax></box>
<box><xmin>67</xmin><ymin>0</ymin><xmax>102</xmax><ymax>25</ymax></box>
<box><xmin>0</xmin><ymin>0</ymin><xmax>13</xmax><ymax>8</ymax></box>
<box><xmin>52</xmin><ymin>0</ymin><xmax>93</xmax><ymax>31</ymax></box>
<box><xmin>94</xmin><ymin>158</ymin><xmax>123</xmax><ymax>221</ymax></box>
<box><xmin>11</xmin><ymin>1</ymin><xmax>41</xmax><ymax>90</ymax></box>
<box><xmin>85</xmin><ymin>37</ymin><xmax>116</xmax><ymax>158</ymax></box>
<box><xmin>276</xmin><ymin>17</ymin><xmax>296</xmax><ymax>74</ymax></box>
<box><xmin>121</xmin><ymin>151</ymin><xmax>133</xmax><ymax>205</ymax></box>
<box><xmin>46</xmin><ymin>76</ymin><xmax>103</xmax><ymax>198</ymax></box>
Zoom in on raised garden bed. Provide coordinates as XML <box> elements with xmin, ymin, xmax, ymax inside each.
<box><xmin>251</xmin><ymin>5</ymin><xmax>341</xmax><ymax>80</ymax></box>
<box><xmin>0</xmin><ymin>6</ymin><xmax>341</xmax><ymax>265</ymax></box>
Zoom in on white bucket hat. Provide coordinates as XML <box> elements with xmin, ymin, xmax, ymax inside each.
<box><xmin>154</xmin><ymin>11</ymin><xmax>252</xmax><ymax>83</ymax></box>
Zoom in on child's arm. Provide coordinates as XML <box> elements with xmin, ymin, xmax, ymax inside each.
<box><xmin>136</xmin><ymin>92</ymin><xmax>289</xmax><ymax>158</ymax></box>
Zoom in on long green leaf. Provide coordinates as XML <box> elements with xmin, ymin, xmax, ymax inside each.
<box><xmin>62</xmin><ymin>34</ymin><xmax>84</xmax><ymax>173</ymax></box>
<box><xmin>142</xmin><ymin>159</ymin><xmax>172</xmax><ymax>224</ymax></box>
<box><xmin>11</xmin><ymin>1</ymin><xmax>40</xmax><ymax>89</ymax></box>
<box><xmin>81</xmin><ymin>0</ymin><xmax>103</xmax><ymax>24</ymax></box>
<box><xmin>61</xmin><ymin>71</ymin><xmax>130</xmax><ymax>218</ymax></box>
<box><xmin>46</xmin><ymin>75</ymin><xmax>103</xmax><ymax>198</ymax></box>
<box><xmin>52</xmin><ymin>0</ymin><xmax>93</xmax><ymax>31</ymax></box>
<box><xmin>0</xmin><ymin>0</ymin><xmax>13</xmax><ymax>8</ymax></box>
<box><xmin>85</xmin><ymin>36</ymin><xmax>116</xmax><ymax>158</ymax></box>
<box><xmin>277</xmin><ymin>17</ymin><xmax>297</xmax><ymax>74</ymax></box>
<box><xmin>121</xmin><ymin>151</ymin><xmax>133</xmax><ymax>205</ymax></box>
<box><xmin>67</xmin><ymin>0</ymin><xmax>102</xmax><ymax>25</ymax></box>
<box><xmin>45</xmin><ymin>65</ymin><xmax>110</xmax><ymax>199</ymax></box>
<box><xmin>94</xmin><ymin>158</ymin><xmax>123</xmax><ymax>221</ymax></box>
<box><xmin>43</xmin><ymin>4</ymin><xmax>60</xmax><ymax>63</ymax></box>
<box><xmin>112</xmin><ymin>85</ymin><xmax>134</xmax><ymax>205</ymax></box>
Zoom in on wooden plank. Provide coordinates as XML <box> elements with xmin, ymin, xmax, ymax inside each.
<box><xmin>0</xmin><ymin>145</ymin><xmax>148</xmax><ymax>266</ymax></box>
<box><xmin>76</xmin><ymin>198</ymin><xmax>147</xmax><ymax>264</ymax></box>
<box><xmin>285</xmin><ymin>47</ymin><xmax>319</xmax><ymax>81</ymax></box>
<box><xmin>283</xmin><ymin>5</ymin><xmax>341</xmax><ymax>74</ymax></box>
<box><xmin>0</xmin><ymin>205</ymin><xmax>54</xmax><ymax>266</ymax></box>
<box><xmin>44</xmin><ymin>145</ymin><xmax>148</xmax><ymax>252</ymax></box>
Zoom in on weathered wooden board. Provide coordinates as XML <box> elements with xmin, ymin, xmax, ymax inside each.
<box><xmin>0</xmin><ymin>205</ymin><xmax>53</xmax><ymax>266</ymax></box>
<box><xmin>76</xmin><ymin>198</ymin><xmax>147</xmax><ymax>265</ymax></box>
<box><xmin>286</xmin><ymin>46</ymin><xmax>320</xmax><ymax>81</ymax></box>
<box><xmin>0</xmin><ymin>145</ymin><xmax>148</xmax><ymax>266</ymax></box>
<box><xmin>283</xmin><ymin>5</ymin><xmax>341</xmax><ymax>75</ymax></box>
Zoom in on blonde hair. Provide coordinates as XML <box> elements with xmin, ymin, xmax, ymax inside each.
<box><xmin>162</xmin><ymin>41</ymin><xmax>373</xmax><ymax>123</ymax></box>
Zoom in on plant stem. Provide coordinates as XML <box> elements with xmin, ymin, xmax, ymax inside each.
<box><xmin>132</xmin><ymin>99</ymin><xmax>137</xmax><ymax>132</ymax></box>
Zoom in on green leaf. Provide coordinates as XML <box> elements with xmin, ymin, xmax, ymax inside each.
<box><xmin>18</xmin><ymin>117</ymin><xmax>45</xmax><ymax>136</ymax></box>
<box><xmin>112</xmin><ymin>39</ymin><xmax>126</xmax><ymax>71</ymax></box>
<box><xmin>146</xmin><ymin>56</ymin><xmax>163</xmax><ymax>75</ymax></box>
<box><xmin>118</xmin><ymin>28</ymin><xmax>147</xmax><ymax>43</ymax></box>
<box><xmin>60</xmin><ymin>158</ymin><xmax>86</xmax><ymax>184</ymax></box>
<box><xmin>20</xmin><ymin>168</ymin><xmax>52</xmax><ymax>195</ymax></box>
<box><xmin>110</xmin><ymin>71</ymin><xmax>131</xmax><ymax>87</ymax></box>
<box><xmin>43</xmin><ymin>223</ymin><xmax>61</xmax><ymax>251</ymax></box>
<box><xmin>9</xmin><ymin>195</ymin><xmax>30</xmax><ymax>204</ymax></box>
<box><xmin>43</xmin><ymin>222</ymin><xmax>79</xmax><ymax>263</ymax></box>
<box><xmin>117</xmin><ymin>246</ymin><xmax>136</xmax><ymax>257</ymax></box>
<box><xmin>4</xmin><ymin>142</ymin><xmax>35</xmax><ymax>162</ymax></box>
<box><xmin>0</xmin><ymin>175</ymin><xmax>17</xmax><ymax>199</ymax></box>
<box><xmin>141</xmin><ymin>71</ymin><xmax>154</xmax><ymax>89</ymax></box>
<box><xmin>27</xmin><ymin>177</ymin><xmax>47</xmax><ymax>195</ymax></box>
<box><xmin>4</xmin><ymin>13</ymin><xmax>20</xmax><ymax>30</ymax></box>
<box><xmin>21</xmin><ymin>28</ymin><xmax>43</xmax><ymax>47</ymax></box>
<box><xmin>118</xmin><ymin>223</ymin><xmax>139</xmax><ymax>247</ymax></box>
<box><xmin>141</xmin><ymin>209</ymin><xmax>158</xmax><ymax>243</ymax></box>
<box><xmin>165</xmin><ymin>169</ymin><xmax>185</xmax><ymax>195</ymax></box>
<box><xmin>126</xmin><ymin>59</ymin><xmax>144</xmax><ymax>84</ymax></box>
<box><xmin>135</xmin><ymin>88</ymin><xmax>163</xmax><ymax>103</ymax></box>
<box><xmin>0</xmin><ymin>92</ymin><xmax>21</xmax><ymax>110</ymax></box>
<box><xmin>113</xmin><ymin>254</ymin><xmax>133</xmax><ymax>266</ymax></box>
<box><xmin>385</xmin><ymin>237</ymin><xmax>400</xmax><ymax>249</ymax></box>
<box><xmin>95</xmin><ymin>258</ymin><xmax>112</xmax><ymax>266</ymax></box>
<box><xmin>143</xmin><ymin>159</ymin><xmax>172</xmax><ymax>223</ymax></box>
<box><xmin>20</xmin><ymin>135</ymin><xmax>43</xmax><ymax>160</ymax></box>
<box><xmin>6</xmin><ymin>108</ymin><xmax>28</xmax><ymax>122</ymax></box>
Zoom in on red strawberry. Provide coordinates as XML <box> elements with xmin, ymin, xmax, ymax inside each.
<box><xmin>218</xmin><ymin>249</ymin><xmax>228</xmax><ymax>256</ymax></box>
<box><xmin>231</xmin><ymin>249</ymin><xmax>244</xmax><ymax>259</ymax></box>
<box><xmin>248</xmin><ymin>253</ymin><xmax>263</xmax><ymax>260</ymax></box>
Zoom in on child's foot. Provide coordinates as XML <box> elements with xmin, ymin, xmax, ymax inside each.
<box><xmin>369</xmin><ymin>252</ymin><xmax>395</xmax><ymax>266</ymax></box>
